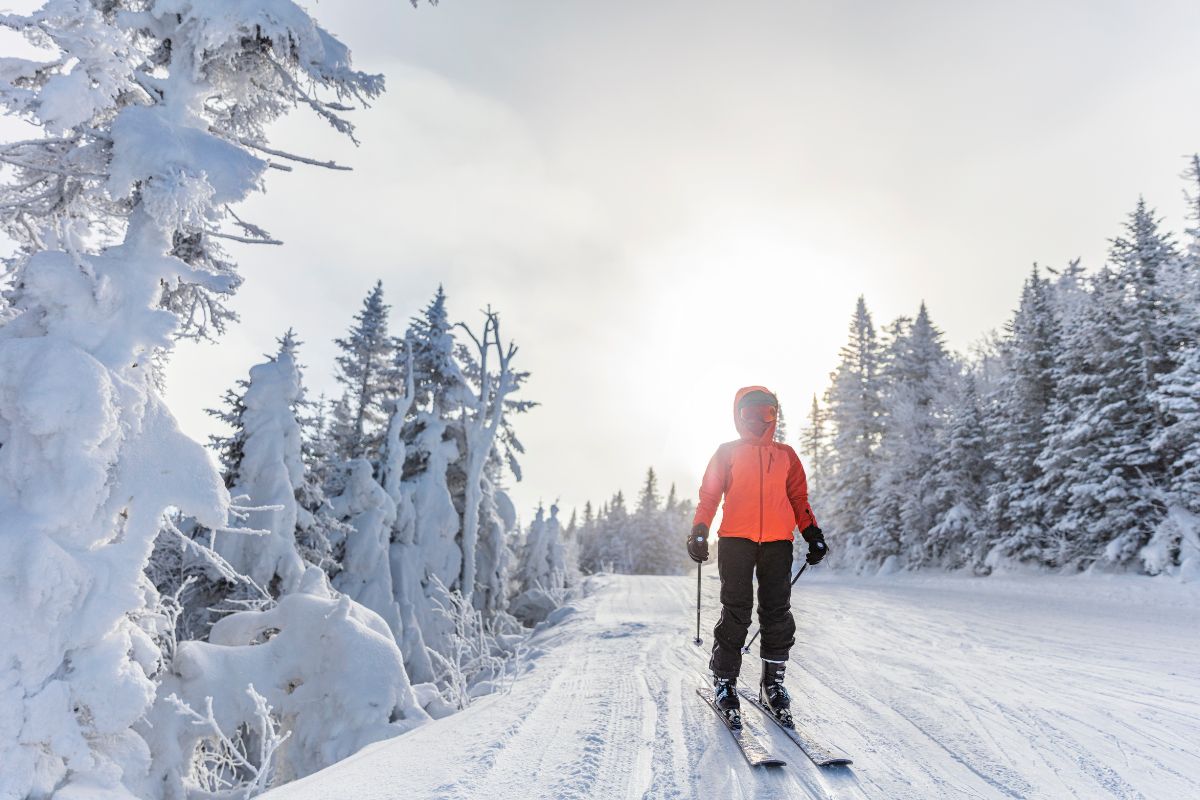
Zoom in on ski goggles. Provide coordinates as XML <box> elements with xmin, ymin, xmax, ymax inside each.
<box><xmin>738</xmin><ymin>404</ymin><xmax>778</xmax><ymax>424</ymax></box>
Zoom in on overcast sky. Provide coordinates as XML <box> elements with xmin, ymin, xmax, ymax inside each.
<box><xmin>159</xmin><ymin>0</ymin><xmax>1200</xmax><ymax>523</ymax></box>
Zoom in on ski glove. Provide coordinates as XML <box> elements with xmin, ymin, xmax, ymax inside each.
<box><xmin>687</xmin><ymin>523</ymin><xmax>710</xmax><ymax>563</ymax></box>
<box><xmin>801</xmin><ymin>525</ymin><xmax>827</xmax><ymax>565</ymax></box>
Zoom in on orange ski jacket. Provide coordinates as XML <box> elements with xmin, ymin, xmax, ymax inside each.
<box><xmin>693</xmin><ymin>386</ymin><xmax>818</xmax><ymax>542</ymax></box>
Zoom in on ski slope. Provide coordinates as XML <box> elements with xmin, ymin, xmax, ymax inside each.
<box><xmin>267</xmin><ymin>571</ymin><xmax>1200</xmax><ymax>800</ymax></box>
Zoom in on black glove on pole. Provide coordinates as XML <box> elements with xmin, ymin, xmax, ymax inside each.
<box><xmin>802</xmin><ymin>524</ymin><xmax>827</xmax><ymax>565</ymax></box>
<box><xmin>686</xmin><ymin>523</ymin><xmax>709</xmax><ymax>563</ymax></box>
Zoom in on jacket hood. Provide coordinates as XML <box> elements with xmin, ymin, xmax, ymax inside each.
<box><xmin>733</xmin><ymin>385</ymin><xmax>778</xmax><ymax>443</ymax></box>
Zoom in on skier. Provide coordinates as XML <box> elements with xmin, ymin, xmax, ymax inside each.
<box><xmin>687</xmin><ymin>386</ymin><xmax>827</xmax><ymax>728</ymax></box>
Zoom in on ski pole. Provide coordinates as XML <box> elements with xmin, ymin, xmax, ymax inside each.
<box><xmin>741</xmin><ymin>562</ymin><xmax>808</xmax><ymax>654</ymax></box>
<box><xmin>693</xmin><ymin>561</ymin><xmax>703</xmax><ymax>646</ymax></box>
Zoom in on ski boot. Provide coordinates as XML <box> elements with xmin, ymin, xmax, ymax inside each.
<box><xmin>759</xmin><ymin>660</ymin><xmax>793</xmax><ymax>727</ymax></box>
<box><xmin>714</xmin><ymin>676</ymin><xmax>742</xmax><ymax>729</ymax></box>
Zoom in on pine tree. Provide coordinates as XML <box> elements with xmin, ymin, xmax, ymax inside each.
<box><xmin>987</xmin><ymin>267</ymin><xmax>1061</xmax><ymax>565</ymax></box>
<box><xmin>866</xmin><ymin>305</ymin><xmax>951</xmax><ymax>566</ymax></box>
<box><xmin>1096</xmin><ymin>202</ymin><xmax>1180</xmax><ymax>564</ymax></box>
<box><xmin>1037</xmin><ymin>220</ymin><xmax>1173</xmax><ymax>570</ymax></box>
<box><xmin>823</xmin><ymin>297</ymin><xmax>884</xmax><ymax>562</ymax></box>
<box><xmin>407</xmin><ymin>285</ymin><xmax>466</xmax><ymax>415</ymax></box>
<box><xmin>332</xmin><ymin>281</ymin><xmax>400</xmax><ymax>463</ymax></box>
<box><xmin>925</xmin><ymin>373</ymin><xmax>994</xmax><ymax>570</ymax></box>
<box><xmin>1147</xmin><ymin>343</ymin><xmax>1200</xmax><ymax>573</ymax></box>
<box><xmin>207</xmin><ymin>332</ymin><xmax>310</xmax><ymax>594</ymax></box>
<box><xmin>638</xmin><ymin>467</ymin><xmax>662</xmax><ymax>515</ymax></box>
<box><xmin>1184</xmin><ymin>155</ymin><xmax>1200</xmax><ymax>267</ymax></box>
<box><xmin>665</xmin><ymin>483</ymin><xmax>679</xmax><ymax>512</ymax></box>
<box><xmin>800</xmin><ymin>394</ymin><xmax>828</xmax><ymax>503</ymax></box>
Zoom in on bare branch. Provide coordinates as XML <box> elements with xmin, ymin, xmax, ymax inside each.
<box><xmin>217</xmin><ymin>129</ymin><xmax>353</xmax><ymax>171</ymax></box>
<box><xmin>205</xmin><ymin>229</ymin><xmax>283</xmax><ymax>246</ymax></box>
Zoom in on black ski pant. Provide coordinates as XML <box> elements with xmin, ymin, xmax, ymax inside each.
<box><xmin>709</xmin><ymin>537</ymin><xmax>796</xmax><ymax>680</ymax></box>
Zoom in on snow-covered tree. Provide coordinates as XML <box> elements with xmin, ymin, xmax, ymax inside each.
<box><xmin>1147</xmin><ymin>343</ymin><xmax>1200</xmax><ymax>575</ymax></box>
<box><xmin>637</xmin><ymin>466</ymin><xmax>662</xmax><ymax>514</ymax></box>
<box><xmin>454</xmin><ymin>307</ymin><xmax>533</xmax><ymax>606</ymax></box>
<box><xmin>862</xmin><ymin>304</ymin><xmax>952</xmax><ymax>567</ymax></box>
<box><xmin>295</xmin><ymin>394</ymin><xmax>349</xmax><ymax>575</ymax></box>
<box><xmin>924</xmin><ymin>373</ymin><xmax>994</xmax><ymax>570</ymax></box>
<box><xmin>0</xmin><ymin>2</ymin><xmax>385</xmax><ymax>796</ymax></box>
<box><xmin>986</xmin><ymin>267</ymin><xmax>1062</xmax><ymax>565</ymax></box>
<box><xmin>1031</xmin><ymin>205</ymin><xmax>1179</xmax><ymax>568</ymax></box>
<box><xmin>1141</xmin><ymin>157</ymin><xmax>1200</xmax><ymax>576</ymax></box>
<box><xmin>511</xmin><ymin>503</ymin><xmax>569</xmax><ymax>624</ymax></box>
<box><xmin>408</xmin><ymin>285</ymin><xmax>465</xmax><ymax>415</ymax></box>
<box><xmin>332</xmin><ymin>281</ymin><xmax>401</xmax><ymax>463</ymax></box>
<box><xmin>800</xmin><ymin>394</ymin><xmax>828</xmax><ymax>501</ymax></box>
<box><xmin>141</xmin><ymin>567</ymin><xmax>429</xmax><ymax>796</ymax></box>
<box><xmin>822</xmin><ymin>297</ymin><xmax>883</xmax><ymax>561</ymax></box>
<box><xmin>208</xmin><ymin>332</ymin><xmax>309</xmax><ymax>595</ymax></box>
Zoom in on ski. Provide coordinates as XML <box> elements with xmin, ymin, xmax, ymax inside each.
<box><xmin>696</xmin><ymin>687</ymin><xmax>787</xmax><ymax>767</ymax></box>
<box><xmin>738</xmin><ymin>688</ymin><xmax>853</xmax><ymax>767</ymax></box>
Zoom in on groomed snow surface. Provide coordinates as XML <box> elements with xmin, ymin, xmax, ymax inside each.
<box><xmin>267</xmin><ymin>571</ymin><xmax>1200</xmax><ymax>800</ymax></box>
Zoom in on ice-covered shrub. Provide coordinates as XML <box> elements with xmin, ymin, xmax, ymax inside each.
<box><xmin>142</xmin><ymin>567</ymin><xmax>429</xmax><ymax>796</ymax></box>
<box><xmin>425</xmin><ymin>576</ymin><xmax>525</xmax><ymax>711</ymax></box>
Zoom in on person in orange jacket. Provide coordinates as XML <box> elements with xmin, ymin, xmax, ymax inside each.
<box><xmin>686</xmin><ymin>386</ymin><xmax>827</xmax><ymax>727</ymax></box>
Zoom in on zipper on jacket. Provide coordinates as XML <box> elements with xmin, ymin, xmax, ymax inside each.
<box><xmin>758</xmin><ymin>446</ymin><xmax>764</xmax><ymax>543</ymax></box>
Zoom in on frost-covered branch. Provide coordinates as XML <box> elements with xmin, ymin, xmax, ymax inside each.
<box><xmin>165</xmin><ymin>687</ymin><xmax>288</xmax><ymax>798</ymax></box>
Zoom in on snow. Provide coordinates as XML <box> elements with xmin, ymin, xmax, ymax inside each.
<box><xmin>142</xmin><ymin>567</ymin><xmax>427</xmax><ymax>792</ymax></box>
<box><xmin>264</xmin><ymin>571</ymin><xmax>1200</xmax><ymax>800</ymax></box>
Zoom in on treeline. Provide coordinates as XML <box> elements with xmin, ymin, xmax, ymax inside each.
<box><xmin>808</xmin><ymin>158</ymin><xmax>1200</xmax><ymax>577</ymax></box>
<box><xmin>575</xmin><ymin>467</ymin><xmax>696</xmax><ymax>576</ymax></box>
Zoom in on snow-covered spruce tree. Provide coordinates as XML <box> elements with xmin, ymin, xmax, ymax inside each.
<box><xmin>576</xmin><ymin>500</ymin><xmax>604</xmax><ymax>573</ymax></box>
<box><xmin>208</xmin><ymin>332</ymin><xmax>309</xmax><ymax>595</ymax></box>
<box><xmin>1098</xmin><ymin>202</ymin><xmax>1187</xmax><ymax>565</ymax></box>
<box><xmin>1038</xmin><ymin>203</ymin><xmax>1181</xmax><ymax>569</ymax></box>
<box><xmin>800</xmin><ymin>393</ymin><xmax>828</xmax><ymax>502</ymax></box>
<box><xmin>325</xmin><ymin>325</ymin><xmax>411</xmax><ymax>639</ymax></box>
<box><xmin>295</xmin><ymin>393</ymin><xmax>350</xmax><ymax>575</ymax></box>
<box><xmin>1147</xmin><ymin>342</ymin><xmax>1200</xmax><ymax>576</ymax></box>
<box><xmin>600</xmin><ymin>491</ymin><xmax>633</xmax><ymax>572</ymax></box>
<box><xmin>984</xmin><ymin>267</ymin><xmax>1062</xmax><ymax>567</ymax></box>
<box><xmin>1143</xmin><ymin>157</ymin><xmax>1200</xmax><ymax>576</ymax></box>
<box><xmin>0</xmin><ymin>3</ymin><xmax>389</xmax><ymax>796</ymax></box>
<box><xmin>511</xmin><ymin>502</ymin><xmax>569</xmax><ymax>625</ymax></box>
<box><xmin>331</xmin><ymin>281</ymin><xmax>401</xmax><ymax>463</ymax></box>
<box><xmin>863</xmin><ymin>305</ymin><xmax>952</xmax><ymax>569</ymax></box>
<box><xmin>857</xmin><ymin>315</ymin><xmax>912</xmax><ymax>565</ymax></box>
<box><xmin>924</xmin><ymin>372</ymin><xmax>995</xmax><ymax>570</ymax></box>
<box><xmin>822</xmin><ymin>297</ymin><xmax>884</xmax><ymax>567</ymax></box>
<box><xmin>409</xmin><ymin>285</ymin><xmax>465</xmax><ymax>415</ymax></box>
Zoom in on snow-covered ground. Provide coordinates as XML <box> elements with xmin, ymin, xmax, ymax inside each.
<box><xmin>267</xmin><ymin>571</ymin><xmax>1200</xmax><ymax>800</ymax></box>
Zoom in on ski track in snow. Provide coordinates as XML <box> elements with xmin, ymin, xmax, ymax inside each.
<box><xmin>266</xmin><ymin>573</ymin><xmax>1200</xmax><ymax>800</ymax></box>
